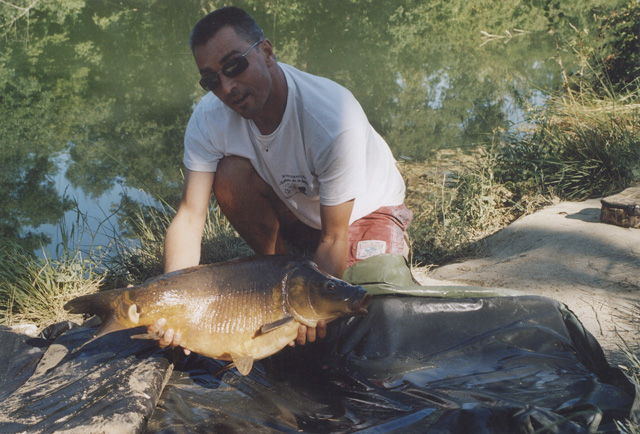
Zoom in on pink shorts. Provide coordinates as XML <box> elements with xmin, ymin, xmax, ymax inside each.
<box><xmin>346</xmin><ymin>204</ymin><xmax>413</xmax><ymax>268</ymax></box>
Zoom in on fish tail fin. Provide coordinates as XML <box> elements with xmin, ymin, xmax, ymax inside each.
<box><xmin>64</xmin><ymin>290</ymin><xmax>117</xmax><ymax>316</ymax></box>
<box><xmin>64</xmin><ymin>290</ymin><xmax>128</xmax><ymax>340</ymax></box>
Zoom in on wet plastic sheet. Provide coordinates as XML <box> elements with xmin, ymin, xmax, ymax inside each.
<box><xmin>0</xmin><ymin>324</ymin><xmax>173</xmax><ymax>433</ymax></box>
<box><xmin>146</xmin><ymin>294</ymin><xmax>639</xmax><ymax>433</ymax></box>
<box><xmin>1</xmin><ymin>260</ymin><xmax>638</xmax><ymax>433</ymax></box>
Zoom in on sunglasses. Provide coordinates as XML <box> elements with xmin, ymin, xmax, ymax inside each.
<box><xmin>199</xmin><ymin>39</ymin><xmax>264</xmax><ymax>92</ymax></box>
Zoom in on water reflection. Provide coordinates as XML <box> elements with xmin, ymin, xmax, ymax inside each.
<box><xmin>0</xmin><ymin>0</ymin><xmax>582</xmax><ymax>256</ymax></box>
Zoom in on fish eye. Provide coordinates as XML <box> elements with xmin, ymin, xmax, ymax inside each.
<box><xmin>324</xmin><ymin>281</ymin><xmax>336</xmax><ymax>291</ymax></box>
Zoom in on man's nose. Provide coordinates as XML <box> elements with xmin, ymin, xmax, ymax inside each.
<box><xmin>219</xmin><ymin>74</ymin><xmax>237</xmax><ymax>95</ymax></box>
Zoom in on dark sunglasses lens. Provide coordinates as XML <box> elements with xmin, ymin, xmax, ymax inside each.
<box><xmin>198</xmin><ymin>54</ymin><xmax>251</xmax><ymax>91</ymax></box>
<box><xmin>222</xmin><ymin>56</ymin><xmax>249</xmax><ymax>78</ymax></box>
<box><xmin>199</xmin><ymin>74</ymin><xmax>220</xmax><ymax>91</ymax></box>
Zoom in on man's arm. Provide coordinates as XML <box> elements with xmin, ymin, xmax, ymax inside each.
<box><xmin>164</xmin><ymin>169</ymin><xmax>215</xmax><ymax>273</ymax></box>
<box><xmin>313</xmin><ymin>199</ymin><xmax>354</xmax><ymax>279</ymax></box>
<box><xmin>150</xmin><ymin>169</ymin><xmax>214</xmax><ymax>352</ymax></box>
<box><xmin>289</xmin><ymin>200</ymin><xmax>354</xmax><ymax>346</ymax></box>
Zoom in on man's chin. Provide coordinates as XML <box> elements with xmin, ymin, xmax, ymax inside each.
<box><xmin>237</xmin><ymin>110</ymin><xmax>254</xmax><ymax>120</ymax></box>
<box><xmin>233</xmin><ymin>104</ymin><xmax>261</xmax><ymax>120</ymax></box>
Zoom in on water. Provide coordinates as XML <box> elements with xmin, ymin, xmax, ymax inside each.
<box><xmin>1</xmin><ymin>0</ymin><xmax>596</xmax><ymax>257</ymax></box>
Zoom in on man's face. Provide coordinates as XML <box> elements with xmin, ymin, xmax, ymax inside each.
<box><xmin>194</xmin><ymin>26</ymin><xmax>272</xmax><ymax>119</ymax></box>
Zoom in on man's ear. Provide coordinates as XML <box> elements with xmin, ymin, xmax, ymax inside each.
<box><xmin>261</xmin><ymin>39</ymin><xmax>277</xmax><ymax>65</ymax></box>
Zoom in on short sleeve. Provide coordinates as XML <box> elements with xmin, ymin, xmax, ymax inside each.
<box><xmin>183</xmin><ymin>106</ymin><xmax>223</xmax><ymax>172</ymax></box>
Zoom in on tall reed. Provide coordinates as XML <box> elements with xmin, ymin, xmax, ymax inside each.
<box><xmin>104</xmin><ymin>202</ymin><xmax>252</xmax><ymax>288</ymax></box>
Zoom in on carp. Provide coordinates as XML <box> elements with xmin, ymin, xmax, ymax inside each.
<box><xmin>64</xmin><ymin>255</ymin><xmax>371</xmax><ymax>375</ymax></box>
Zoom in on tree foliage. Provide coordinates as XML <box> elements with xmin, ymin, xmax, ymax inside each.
<box><xmin>0</xmin><ymin>0</ymin><xmax>630</xmax><ymax>252</ymax></box>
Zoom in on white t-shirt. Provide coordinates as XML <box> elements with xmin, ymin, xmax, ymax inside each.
<box><xmin>183</xmin><ymin>63</ymin><xmax>406</xmax><ymax>229</ymax></box>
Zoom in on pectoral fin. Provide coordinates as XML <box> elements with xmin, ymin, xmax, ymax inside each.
<box><xmin>130</xmin><ymin>330</ymin><xmax>164</xmax><ymax>340</ymax></box>
<box><xmin>230</xmin><ymin>352</ymin><xmax>254</xmax><ymax>376</ymax></box>
<box><xmin>260</xmin><ymin>315</ymin><xmax>294</xmax><ymax>334</ymax></box>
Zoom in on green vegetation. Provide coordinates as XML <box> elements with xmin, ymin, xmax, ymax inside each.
<box><xmin>406</xmin><ymin>81</ymin><xmax>640</xmax><ymax>265</ymax></box>
<box><xmin>0</xmin><ymin>241</ymin><xmax>103</xmax><ymax>329</ymax></box>
<box><xmin>407</xmin><ymin>0</ymin><xmax>640</xmax><ymax>266</ymax></box>
<box><xmin>104</xmin><ymin>202</ymin><xmax>252</xmax><ymax>289</ymax></box>
<box><xmin>0</xmin><ymin>0</ymin><xmax>626</xmax><ymax>252</ymax></box>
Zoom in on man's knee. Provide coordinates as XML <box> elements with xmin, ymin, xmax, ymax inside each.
<box><xmin>214</xmin><ymin>156</ymin><xmax>254</xmax><ymax>192</ymax></box>
<box><xmin>213</xmin><ymin>156</ymin><xmax>265</xmax><ymax>206</ymax></box>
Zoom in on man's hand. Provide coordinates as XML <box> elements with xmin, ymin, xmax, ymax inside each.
<box><xmin>147</xmin><ymin>318</ymin><xmax>191</xmax><ymax>355</ymax></box>
<box><xmin>289</xmin><ymin>320</ymin><xmax>327</xmax><ymax>346</ymax></box>
<box><xmin>148</xmin><ymin>318</ymin><xmax>326</xmax><ymax>352</ymax></box>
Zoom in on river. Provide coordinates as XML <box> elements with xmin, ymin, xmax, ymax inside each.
<box><xmin>1</xmin><ymin>0</ymin><xmax>604</xmax><ymax>257</ymax></box>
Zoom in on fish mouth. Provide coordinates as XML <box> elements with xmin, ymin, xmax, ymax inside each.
<box><xmin>350</xmin><ymin>292</ymin><xmax>371</xmax><ymax>315</ymax></box>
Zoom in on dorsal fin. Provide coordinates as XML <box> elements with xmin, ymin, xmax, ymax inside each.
<box><xmin>65</xmin><ymin>289</ymin><xmax>130</xmax><ymax>350</ymax></box>
<box><xmin>70</xmin><ymin>314</ymin><xmax>128</xmax><ymax>354</ymax></box>
<box><xmin>91</xmin><ymin>314</ymin><xmax>128</xmax><ymax>339</ymax></box>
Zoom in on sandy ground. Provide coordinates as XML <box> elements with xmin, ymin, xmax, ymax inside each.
<box><xmin>411</xmin><ymin>198</ymin><xmax>640</xmax><ymax>366</ymax></box>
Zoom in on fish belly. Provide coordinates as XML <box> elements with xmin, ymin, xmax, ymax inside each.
<box><xmin>181</xmin><ymin>320</ymin><xmax>301</xmax><ymax>362</ymax></box>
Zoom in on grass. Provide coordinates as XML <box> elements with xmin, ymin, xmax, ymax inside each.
<box><xmin>404</xmin><ymin>78</ymin><xmax>640</xmax><ymax>267</ymax></box>
<box><xmin>104</xmin><ymin>202</ymin><xmax>253</xmax><ymax>289</ymax></box>
<box><xmin>0</xmin><ymin>241</ymin><xmax>103</xmax><ymax>331</ymax></box>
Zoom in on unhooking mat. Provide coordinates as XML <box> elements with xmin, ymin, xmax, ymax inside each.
<box><xmin>0</xmin><ymin>255</ymin><xmax>638</xmax><ymax>433</ymax></box>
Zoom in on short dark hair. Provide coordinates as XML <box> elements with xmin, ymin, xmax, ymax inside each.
<box><xmin>189</xmin><ymin>6</ymin><xmax>265</xmax><ymax>51</ymax></box>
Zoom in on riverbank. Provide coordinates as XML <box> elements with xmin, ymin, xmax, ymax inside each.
<box><xmin>412</xmin><ymin>197</ymin><xmax>640</xmax><ymax>366</ymax></box>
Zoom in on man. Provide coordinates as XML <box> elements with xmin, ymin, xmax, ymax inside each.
<box><xmin>151</xmin><ymin>6</ymin><xmax>411</xmax><ymax>352</ymax></box>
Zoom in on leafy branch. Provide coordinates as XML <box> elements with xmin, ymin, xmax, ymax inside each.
<box><xmin>0</xmin><ymin>0</ymin><xmax>39</xmax><ymax>35</ymax></box>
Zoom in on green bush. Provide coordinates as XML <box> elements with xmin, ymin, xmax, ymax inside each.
<box><xmin>594</xmin><ymin>0</ymin><xmax>640</xmax><ymax>92</ymax></box>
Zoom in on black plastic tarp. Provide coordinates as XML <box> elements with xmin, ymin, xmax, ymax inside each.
<box><xmin>146</xmin><ymin>295</ymin><xmax>639</xmax><ymax>433</ymax></box>
<box><xmin>0</xmin><ymin>321</ymin><xmax>172</xmax><ymax>433</ymax></box>
<box><xmin>1</xmin><ymin>293</ymin><xmax>638</xmax><ymax>433</ymax></box>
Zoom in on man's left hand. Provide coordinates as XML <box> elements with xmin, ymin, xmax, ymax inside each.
<box><xmin>289</xmin><ymin>320</ymin><xmax>327</xmax><ymax>346</ymax></box>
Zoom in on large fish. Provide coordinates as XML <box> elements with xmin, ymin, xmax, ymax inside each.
<box><xmin>64</xmin><ymin>255</ymin><xmax>371</xmax><ymax>375</ymax></box>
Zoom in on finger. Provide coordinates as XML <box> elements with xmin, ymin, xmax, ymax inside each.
<box><xmin>296</xmin><ymin>325</ymin><xmax>307</xmax><ymax>346</ymax></box>
<box><xmin>147</xmin><ymin>317</ymin><xmax>166</xmax><ymax>334</ymax></box>
<box><xmin>184</xmin><ymin>348</ymin><xmax>191</xmax><ymax>355</ymax></box>
<box><xmin>317</xmin><ymin>320</ymin><xmax>327</xmax><ymax>340</ymax></box>
<box><xmin>173</xmin><ymin>330</ymin><xmax>182</xmax><ymax>348</ymax></box>
<box><xmin>306</xmin><ymin>325</ymin><xmax>317</xmax><ymax>343</ymax></box>
<box><xmin>159</xmin><ymin>328</ymin><xmax>174</xmax><ymax>349</ymax></box>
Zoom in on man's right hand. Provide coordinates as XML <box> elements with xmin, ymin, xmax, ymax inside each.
<box><xmin>147</xmin><ymin>317</ymin><xmax>191</xmax><ymax>355</ymax></box>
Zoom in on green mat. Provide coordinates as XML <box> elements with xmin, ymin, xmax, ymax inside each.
<box><xmin>343</xmin><ymin>254</ymin><xmax>526</xmax><ymax>297</ymax></box>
